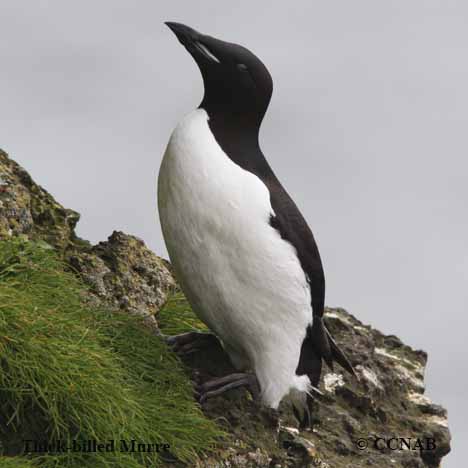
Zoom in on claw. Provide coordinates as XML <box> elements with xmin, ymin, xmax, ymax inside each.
<box><xmin>197</xmin><ymin>373</ymin><xmax>260</xmax><ymax>404</ymax></box>
<box><xmin>164</xmin><ymin>331</ymin><xmax>219</xmax><ymax>355</ymax></box>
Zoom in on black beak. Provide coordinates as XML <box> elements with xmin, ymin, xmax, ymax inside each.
<box><xmin>165</xmin><ymin>21</ymin><xmax>221</xmax><ymax>64</ymax></box>
<box><xmin>165</xmin><ymin>22</ymin><xmax>200</xmax><ymax>46</ymax></box>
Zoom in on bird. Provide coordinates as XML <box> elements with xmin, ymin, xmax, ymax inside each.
<box><xmin>158</xmin><ymin>22</ymin><xmax>356</xmax><ymax>425</ymax></box>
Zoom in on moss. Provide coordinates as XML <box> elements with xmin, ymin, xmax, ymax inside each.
<box><xmin>0</xmin><ymin>238</ymin><xmax>222</xmax><ymax>467</ymax></box>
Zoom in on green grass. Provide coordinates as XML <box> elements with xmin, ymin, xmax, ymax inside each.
<box><xmin>0</xmin><ymin>458</ymin><xmax>35</xmax><ymax>468</ymax></box>
<box><xmin>158</xmin><ymin>293</ymin><xmax>208</xmax><ymax>336</ymax></box>
<box><xmin>0</xmin><ymin>238</ymin><xmax>222</xmax><ymax>467</ymax></box>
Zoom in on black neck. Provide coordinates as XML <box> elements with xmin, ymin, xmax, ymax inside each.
<box><xmin>202</xmin><ymin>105</ymin><xmax>274</xmax><ymax>181</ymax></box>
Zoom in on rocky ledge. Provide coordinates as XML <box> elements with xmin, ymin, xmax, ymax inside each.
<box><xmin>188</xmin><ymin>307</ymin><xmax>451</xmax><ymax>467</ymax></box>
<box><xmin>0</xmin><ymin>149</ymin><xmax>451</xmax><ymax>467</ymax></box>
<box><xmin>0</xmin><ymin>149</ymin><xmax>175</xmax><ymax>329</ymax></box>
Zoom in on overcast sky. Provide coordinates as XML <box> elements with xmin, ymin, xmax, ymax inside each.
<box><xmin>1</xmin><ymin>1</ymin><xmax>466</xmax><ymax>465</ymax></box>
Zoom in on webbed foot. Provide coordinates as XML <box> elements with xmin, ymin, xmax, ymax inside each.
<box><xmin>197</xmin><ymin>372</ymin><xmax>260</xmax><ymax>404</ymax></box>
<box><xmin>164</xmin><ymin>331</ymin><xmax>219</xmax><ymax>355</ymax></box>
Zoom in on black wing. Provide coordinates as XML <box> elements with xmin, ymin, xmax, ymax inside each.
<box><xmin>267</xmin><ymin>178</ymin><xmax>325</xmax><ymax>318</ymax></box>
<box><xmin>204</xmin><ymin>114</ymin><xmax>356</xmax><ymax>390</ymax></box>
<box><xmin>266</xmin><ymin>175</ymin><xmax>356</xmax><ymax>385</ymax></box>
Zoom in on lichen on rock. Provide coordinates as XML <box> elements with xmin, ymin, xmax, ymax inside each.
<box><xmin>165</xmin><ymin>304</ymin><xmax>451</xmax><ymax>467</ymax></box>
<box><xmin>0</xmin><ymin>149</ymin><xmax>175</xmax><ymax>327</ymax></box>
<box><xmin>0</xmin><ymin>149</ymin><xmax>81</xmax><ymax>252</ymax></box>
<box><xmin>70</xmin><ymin>230</ymin><xmax>176</xmax><ymax>327</ymax></box>
<box><xmin>0</xmin><ymin>149</ymin><xmax>451</xmax><ymax>467</ymax></box>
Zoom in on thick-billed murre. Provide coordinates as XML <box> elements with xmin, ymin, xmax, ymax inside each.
<box><xmin>158</xmin><ymin>22</ymin><xmax>356</xmax><ymax>425</ymax></box>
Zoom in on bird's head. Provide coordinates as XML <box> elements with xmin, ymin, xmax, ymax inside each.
<box><xmin>165</xmin><ymin>22</ymin><xmax>273</xmax><ymax>128</ymax></box>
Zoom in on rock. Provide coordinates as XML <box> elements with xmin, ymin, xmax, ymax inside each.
<box><xmin>0</xmin><ymin>148</ymin><xmax>451</xmax><ymax>467</ymax></box>
<box><xmin>70</xmin><ymin>230</ymin><xmax>176</xmax><ymax>326</ymax></box>
<box><xmin>0</xmin><ymin>149</ymin><xmax>175</xmax><ymax>325</ymax></box>
<box><xmin>177</xmin><ymin>307</ymin><xmax>451</xmax><ymax>467</ymax></box>
<box><xmin>0</xmin><ymin>149</ymin><xmax>82</xmax><ymax>252</ymax></box>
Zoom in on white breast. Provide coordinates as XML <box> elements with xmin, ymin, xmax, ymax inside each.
<box><xmin>158</xmin><ymin>109</ymin><xmax>312</xmax><ymax>408</ymax></box>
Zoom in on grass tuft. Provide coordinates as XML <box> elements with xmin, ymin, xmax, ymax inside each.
<box><xmin>157</xmin><ymin>293</ymin><xmax>208</xmax><ymax>336</ymax></box>
<box><xmin>0</xmin><ymin>238</ymin><xmax>222</xmax><ymax>467</ymax></box>
<box><xmin>0</xmin><ymin>457</ymin><xmax>36</xmax><ymax>468</ymax></box>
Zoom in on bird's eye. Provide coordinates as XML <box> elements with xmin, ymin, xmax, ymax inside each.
<box><xmin>237</xmin><ymin>63</ymin><xmax>248</xmax><ymax>71</ymax></box>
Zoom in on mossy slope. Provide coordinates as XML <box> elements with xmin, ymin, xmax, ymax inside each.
<box><xmin>0</xmin><ymin>238</ymin><xmax>222</xmax><ymax>467</ymax></box>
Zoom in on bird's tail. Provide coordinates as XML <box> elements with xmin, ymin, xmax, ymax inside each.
<box><xmin>296</xmin><ymin>316</ymin><xmax>357</xmax><ymax>388</ymax></box>
<box><xmin>294</xmin><ymin>316</ymin><xmax>357</xmax><ymax>428</ymax></box>
<box><xmin>313</xmin><ymin>315</ymin><xmax>356</xmax><ymax>378</ymax></box>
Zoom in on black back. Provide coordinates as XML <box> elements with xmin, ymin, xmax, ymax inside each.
<box><xmin>165</xmin><ymin>22</ymin><xmax>326</xmax><ymax>318</ymax></box>
<box><xmin>164</xmin><ymin>24</ymin><xmax>362</xmax><ymax>399</ymax></box>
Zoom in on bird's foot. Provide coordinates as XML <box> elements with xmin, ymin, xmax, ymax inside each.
<box><xmin>197</xmin><ymin>372</ymin><xmax>260</xmax><ymax>404</ymax></box>
<box><xmin>293</xmin><ymin>391</ymin><xmax>324</xmax><ymax>430</ymax></box>
<box><xmin>164</xmin><ymin>331</ymin><xmax>219</xmax><ymax>355</ymax></box>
